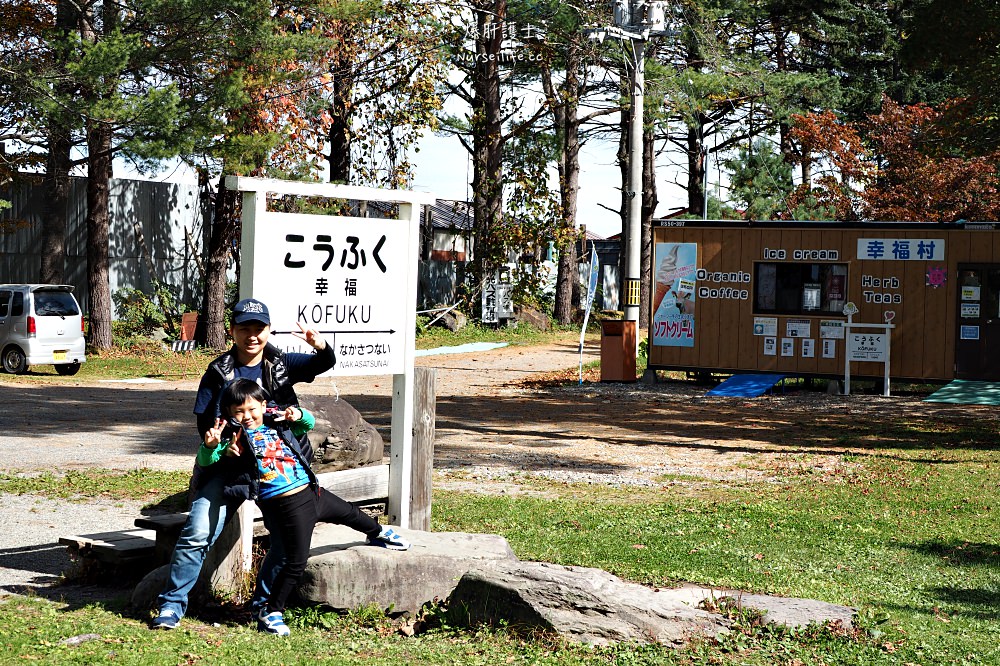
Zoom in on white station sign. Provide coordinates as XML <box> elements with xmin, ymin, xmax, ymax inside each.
<box><xmin>246</xmin><ymin>212</ymin><xmax>413</xmax><ymax>376</ymax></box>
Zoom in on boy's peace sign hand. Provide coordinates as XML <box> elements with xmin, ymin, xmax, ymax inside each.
<box><xmin>205</xmin><ymin>418</ymin><xmax>242</xmax><ymax>457</ymax></box>
<box><xmin>224</xmin><ymin>429</ymin><xmax>242</xmax><ymax>457</ymax></box>
<box><xmin>205</xmin><ymin>418</ymin><xmax>226</xmax><ymax>448</ymax></box>
<box><xmin>290</xmin><ymin>321</ymin><xmax>326</xmax><ymax>350</ymax></box>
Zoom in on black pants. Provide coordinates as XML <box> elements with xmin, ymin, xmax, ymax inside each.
<box><xmin>257</xmin><ymin>487</ymin><xmax>382</xmax><ymax>613</ymax></box>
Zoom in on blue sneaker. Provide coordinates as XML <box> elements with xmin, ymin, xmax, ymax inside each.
<box><xmin>257</xmin><ymin>609</ymin><xmax>290</xmax><ymax>636</ymax></box>
<box><xmin>368</xmin><ymin>526</ymin><xmax>410</xmax><ymax>551</ymax></box>
<box><xmin>151</xmin><ymin>608</ymin><xmax>181</xmax><ymax>630</ymax></box>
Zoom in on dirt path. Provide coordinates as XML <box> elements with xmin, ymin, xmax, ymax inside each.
<box><xmin>3</xmin><ymin>333</ymin><xmax>993</xmax><ymax>484</ymax></box>
<box><xmin>0</xmin><ymin>335</ymin><xmax>599</xmax><ymax>474</ymax></box>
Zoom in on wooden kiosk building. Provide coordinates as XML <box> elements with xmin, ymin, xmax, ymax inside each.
<box><xmin>647</xmin><ymin>220</ymin><xmax>1000</xmax><ymax>382</ymax></box>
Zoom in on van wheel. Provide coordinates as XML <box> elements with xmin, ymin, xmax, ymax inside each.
<box><xmin>2</xmin><ymin>347</ymin><xmax>27</xmax><ymax>374</ymax></box>
<box><xmin>55</xmin><ymin>362</ymin><xmax>81</xmax><ymax>376</ymax></box>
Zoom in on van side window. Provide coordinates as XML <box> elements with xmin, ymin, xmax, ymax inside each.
<box><xmin>11</xmin><ymin>292</ymin><xmax>24</xmax><ymax>317</ymax></box>
<box><xmin>0</xmin><ymin>291</ymin><xmax>9</xmax><ymax>317</ymax></box>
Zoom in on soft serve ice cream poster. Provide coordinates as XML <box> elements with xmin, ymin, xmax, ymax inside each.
<box><xmin>651</xmin><ymin>243</ymin><xmax>697</xmax><ymax>347</ymax></box>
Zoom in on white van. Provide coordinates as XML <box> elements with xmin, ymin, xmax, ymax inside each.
<box><xmin>0</xmin><ymin>284</ymin><xmax>87</xmax><ymax>375</ymax></box>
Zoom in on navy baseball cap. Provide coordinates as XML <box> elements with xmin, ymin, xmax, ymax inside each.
<box><xmin>232</xmin><ymin>298</ymin><xmax>270</xmax><ymax>325</ymax></box>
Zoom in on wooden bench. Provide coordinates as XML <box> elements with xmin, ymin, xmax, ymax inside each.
<box><xmin>60</xmin><ymin>529</ymin><xmax>158</xmax><ymax>566</ymax></box>
<box><xmin>61</xmin><ymin>464</ymin><xmax>392</xmax><ymax>573</ymax></box>
<box><xmin>132</xmin><ymin>505</ymin><xmax>275</xmax><ymax>566</ymax></box>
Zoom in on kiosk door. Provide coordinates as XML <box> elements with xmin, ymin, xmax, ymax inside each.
<box><xmin>955</xmin><ymin>265</ymin><xmax>1000</xmax><ymax>380</ymax></box>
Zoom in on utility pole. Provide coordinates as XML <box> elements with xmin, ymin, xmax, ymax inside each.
<box><xmin>586</xmin><ymin>1</ymin><xmax>670</xmax><ymax>331</ymax></box>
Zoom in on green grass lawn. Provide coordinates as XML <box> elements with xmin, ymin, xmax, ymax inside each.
<box><xmin>3</xmin><ymin>437</ymin><xmax>997</xmax><ymax>665</ymax></box>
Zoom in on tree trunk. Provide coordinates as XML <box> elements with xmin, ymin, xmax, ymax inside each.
<box><xmin>617</xmin><ymin>86</ymin><xmax>629</xmax><ymax>305</ymax></box>
<box><xmin>555</xmin><ymin>242</ymin><xmax>578</xmax><ymax>323</ymax></box>
<box><xmin>470</xmin><ymin>0</ymin><xmax>506</xmax><ymax>302</ymax></box>
<box><xmin>639</xmin><ymin>122</ymin><xmax>657</xmax><ymax>331</ymax></box>
<box><xmin>41</xmin><ymin>131</ymin><xmax>70</xmax><ymax>284</ymax></box>
<box><xmin>81</xmin><ymin>0</ymin><xmax>115</xmax><ymax>350</ymax></box>
<box><xmin>687</xmin><ymin>120</ymin><xmax>707</xmax><ymax>218</ymax></box>
<box><xmin>328</xmin><ymin>51</ymin><xmax>354</xmax><ymax>184</ymax></box>
<box><xmin>85</xmin><ymin>119</ymin><xmax>113</xmax><ymax>349</ymax></box>
<box><xmin>198</xmin><ymin>177</ymin><xmax>240</xmax><ymax>350</ymax></box>
<box><xmin>684</xmin><ymin>27</ymin><xmax>707</xmax><ymax>218</ymax></box>
<box><xmin>549</xmin><ymin>48</ymin><xmax>583</xmax><ymax>326</ymax></box>
<box><xmin>40</xmin><ymin>0</ymin><xmax>76</xmax><ymax>285</ymax></box>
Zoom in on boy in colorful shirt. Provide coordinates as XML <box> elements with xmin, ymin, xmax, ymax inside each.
<box><xmin>199</xmin><ymin>378</ymin><xmax>409</xmax><ymax>636</ymax></box>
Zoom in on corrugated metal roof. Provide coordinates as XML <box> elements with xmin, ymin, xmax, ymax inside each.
<box><xmin>365</xmin><ymin>197</ymin><xmax>473</xmax><ymax>231</ymax></box>
<box><xmin>427</xmin><ymin>199</ymin><xmax>473</xmax><ymax>231</ymax></box>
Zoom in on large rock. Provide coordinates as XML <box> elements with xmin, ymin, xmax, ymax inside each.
<box><xmin>298</xmin><ymin>395</ymin><xmax>384</xmax><ymax>471</ymax></box>
<box><xmin>296</xmin><ymin>524</ymin><xmax>517</xmax><ymax>614</ymax></box>
<box><xmin>447</xmin><ymin>564</ymin><xmax>858</xmax><ymax>646</ymax></box>
<box><xmin>516</xmin><ymin>305</ymin><xmax>550</xmax><ymax>331</ymax></box>
<box><xmin>131</xmin><ymin>563</ymin><xmax>172</xmax><ymax>610</ymax></box>
<box><xmin>447</xmin><ymin>561</ymin><xmax>731</xmax><ymax>646</ymax></box>
<box><xmin>434</xmin><ymin>308</ymin><xmax>467</xmax><ymax>332</ymax></box>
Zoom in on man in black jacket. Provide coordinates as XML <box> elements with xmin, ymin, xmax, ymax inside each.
<box><xmin>152</xmin><ymin>298</ymin><xmax>335</xmax><ymax>630</ymax></box>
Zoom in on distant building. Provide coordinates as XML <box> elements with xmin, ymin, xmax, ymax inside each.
<box><xmin>423</xmin><ymin>199</ymin><xmax>474</xmax><ymax>262</ymax></box>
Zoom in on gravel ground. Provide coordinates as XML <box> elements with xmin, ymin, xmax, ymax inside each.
<box><xmin>0</xmin><ymin>495</ymin><xmax>148</xmax><ymax>601</ymax></box>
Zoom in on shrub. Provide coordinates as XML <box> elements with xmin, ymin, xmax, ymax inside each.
<box><xmin>111</xmin><ymin>281</ymin><xmax>184</xmax><ymax>342</ymax></box>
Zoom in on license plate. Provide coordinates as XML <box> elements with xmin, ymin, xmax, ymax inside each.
<box><xmin>53</xmin><ymin>351</ymin><xmax>67</xmax><ymax>362</ymax></box>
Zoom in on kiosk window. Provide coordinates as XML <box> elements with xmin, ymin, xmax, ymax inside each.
<box><xmin>754</xmin><ymin>263</ymin><xmax>847</xmax><ymax>316</ymax></box>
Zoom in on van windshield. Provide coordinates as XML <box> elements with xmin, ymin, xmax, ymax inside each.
<box><xmin>34</xmin><ymin>291</ymin><xmax>79</xmax><ymax>316</ymax></box>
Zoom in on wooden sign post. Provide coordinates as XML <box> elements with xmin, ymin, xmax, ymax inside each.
<box><xmin>842</xmin><ymin>303</ymin><xmax>895</xmax><ymax>397</ymax></box>
<box><xmin>221</xmin><ymin>176</ymin><xmax>434</xmax><ymax>589</ymax></box>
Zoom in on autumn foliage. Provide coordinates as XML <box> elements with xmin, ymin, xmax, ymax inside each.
<box><xmin>787</xmin><ymin>97</ymin><xmax>1000</xmax><ymax>222</ymax></box>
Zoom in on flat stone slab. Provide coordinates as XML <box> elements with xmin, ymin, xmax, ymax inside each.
<box><xmin>447</xmin><ymin>563</ymin><xmax>857</xmax><ymax>646</ymax></box>
<box><xmin>134</xmin><ymin>524</ymin><xmax>856</xmax><ymax>643</ymax></box>
<box><xmin>296</xmin><ymin>525</ymin><xmax>517</xmax><ymax>614</ymax></box>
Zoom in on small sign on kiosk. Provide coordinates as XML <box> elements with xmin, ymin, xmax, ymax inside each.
<box><xmin>842</xmin><ymin>303</ymin><xmax>895</xmax><ymax>396</ymax></box>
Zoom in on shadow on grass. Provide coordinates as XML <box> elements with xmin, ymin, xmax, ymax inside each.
<box><xmin>879</xmin><ymin>590</ymin><xmax>1000</xmax><ymax>622</ymax></box>
<box><xmin>348</xmin><ymin>389</ymin><xmax>1000</xmax><ymax>474</ymax></box>
<box><xmin>901</xmin><ymin>539</ymin><xmax>1000</xmax><ymax>567</ymax></box>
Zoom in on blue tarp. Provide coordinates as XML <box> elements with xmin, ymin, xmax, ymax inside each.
<box><xmin>704</xmin><ymin>374</ymin><xmax>787</xmax><ymax>398</ymax></box>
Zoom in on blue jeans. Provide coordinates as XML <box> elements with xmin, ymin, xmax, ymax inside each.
<box><xmin>250</xmin><ymin>531</ymin><xmax>285</xmax><ymax>615</ymax></box>
<box><xmin>156</xmin><ymin>474</ymin><xmax>284</xmax><ymax>617</ymax></box>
